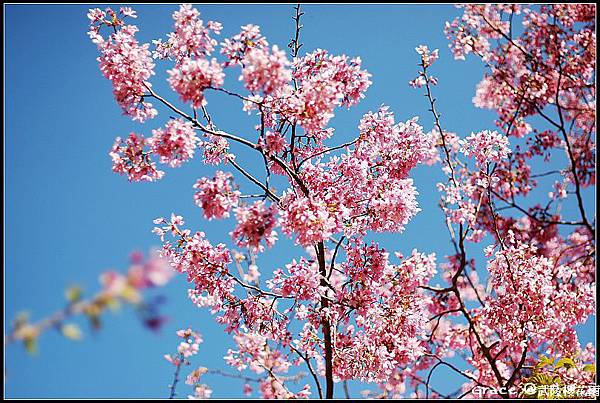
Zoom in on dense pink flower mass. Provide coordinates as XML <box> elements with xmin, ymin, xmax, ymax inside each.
<box><xmin>230</xmin><ymin>201</ymin><xmax>278</xmax><ymax>252</ymax></box>
<box><xmin>193</xmin><ymin>171</ymin><xmax>240</xmax><ymax>220</ymax></box>
<box><xmin>287</xmin><ymin>49</ymin><xmax>372</xmax><ymax>132</ymax></box>
<box><xmin>109</xmin><ymin>133</ymin><xmax>164</xmax><ymax>182</ymax></box>
<box><xmin>88</xmin><ymin>8</ymin><xmax>157</xmax><ymax>122</ymax></box>
<box><xmin>91</xmin><ymin>4</ymin><xmax>596</xmax><ymax>399</ymax></box>
<box><xmin>168</xmin><ymin>58</ymin><xmax>224</xmax><ymax>108</ymax></box>
<box><xmin>460</xmin><ymin>129</ymin><xmax>511</xmax><ymax>167</ymax></box>
<box><xmin>481</xmin><ymin>237</ymin><xmax>595</xmax><ymax>355</ymax></box>
<box><xmin>241</xmin><ymin>46</ymin><xmax>291</xmax><ymax>95</ymax></box>
<box><xmin>153</xmin><ymin>4</ymin><xmax>221</xmax><ymax>63</ymax></box>
<box><xmin>150</xmin><ymin>118</ymin><xmax>198</xmax><ymax>167</ymax></box>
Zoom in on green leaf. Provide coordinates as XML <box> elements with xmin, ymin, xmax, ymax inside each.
<box><xmin>554</xmin><ymin>357</ymin><xmax>575</xmax><ymax>369</ymax></box>
<box><xmin>65</xmin><ymin>285</ymin><xmax>83</xmax><ymax>303</ymax></box>
<box><xmin>24</xmin><ymin>337</ymin><xmax>37</xmax><ymax>355</ymax></box>
<box><xmin>582</xmin><ymin>364</ymin><xmax>596</xmax><ymax>373</ymax></box>
<box><xmin>535</xmin><ymin>355</ymin><xmax>554</xmax><ymax>369</ymax></box>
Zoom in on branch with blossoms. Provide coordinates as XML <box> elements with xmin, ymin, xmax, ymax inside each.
<box><xmin>6</xmin><ymin>250</ymin><xmax>174</xmax><ymax>354</ymax></box>
<box><xmin>164</xmin><ymin>327</ymin><xmax>310</xmax><ymax>399</ymax></box>
<box><xmin>87</xmin><ymin>3</ymin><xmax>595</xmax><ymax>399</ymax></box>
<box><xmin>401</xmin><ymin>3</ymin><xmax>596</xmax><ymax>399</ymax></box>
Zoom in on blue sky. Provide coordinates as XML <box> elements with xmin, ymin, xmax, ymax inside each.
<box><xmin>5</xmin><ymin>4</ymin><xmax>595</xmax><ymax>399</ymax></box>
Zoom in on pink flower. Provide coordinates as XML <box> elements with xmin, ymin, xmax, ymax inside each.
<box><xmin>267</xmin><ymin>257</ymin><xmax>320</xmax><ymax>301</ymax></box>
<box><xmin>168</xmin><ymin>58</ymin><xmax>224</xmax><ymax>108</ymax></box>
<box><xmin>415</xmin><ymin>45</ymin><xmax>439</xmax><ymax>67</ymax></box>
<box><xmin>149</xmin><ymin>119</ymin><xmax>198</xmax><ymax>167</ymax></box>
<box><xmin>241</xmin><ymin>45</ymin><xmax>291</xmax><ymax>94</ymax></box>
<box><xmin>258</xmin><ymin>130</ymin><xmax>287</xmax><ymax>156</ymax></box>
<box><xmin>460</xmin><ymin>130</ymin><xmax>511</xmax><ymax>166</ymax></box>
<box><xmin>176</xmin><ymin>328</ymin><xmax>203</xmax><ymax>358</ymax></box>
<box><xmin>109</xmin><ymin>133</ymin><xmax>164</xmax><ymax>182</ymax></box>
<box><xmin>230</xmin><ymin>201</ymin><xmax>278</xmax><ymax>252</ymax></box>
<box><xmin>89</xmin><ymin>13</ymin><xmax>157</xmax><ymax>122</ymax></box>
<box><xmin>190</xmin><ymin>384</ymin><xmax>213</xmax><ymax>399</ymax></box>
<box><xmin>279</xmin><ymin>193</ymin><xmax>344</xmax><ymax>246</ymax></box>
<box><xmin>153</xmin><ymin>4</ymin><xmax>221</xmax><ymax>63</ymax></box>
<box><xmin>185</xmin><ymin>367</ymin><xmax>208</xmax><ymax>385</ymax></box>
<box><xmin>260</xmin><ymin>49</ymin><xmax>372</xmax><ymax>133</ymax></box>
<box><xmin>221</xmin><ymin>24</ymin><xmax>269</xmax><ymax>67</ymax></box>
<box><xmin>193</xmin><ymin>171</ymin><xmax>240</xmax><ymax>220</ymax></box>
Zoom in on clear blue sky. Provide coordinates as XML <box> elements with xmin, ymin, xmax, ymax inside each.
<box><xmin>5</xmin><ymin>4</ymin><xmax>595</xmax><ymax>398</ymax></box>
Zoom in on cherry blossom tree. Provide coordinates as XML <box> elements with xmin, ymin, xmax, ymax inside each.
<box><xmin>83</xmin><ymin>4</ymin><xmax>595</xmax><ymax>399</ymax></box>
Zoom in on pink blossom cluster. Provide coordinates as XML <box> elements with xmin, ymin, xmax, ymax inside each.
<box><xmin>279</xmin><ymin>193</ymin><xmax>345</xmax><ymax>246</ymax></box>
<box><xmin>409</xmin><ymin>46</ymin><xmax>439</xmax><ymax>88</ymax></box>
<box><xmin>177</xmin><ymin>328</ymin><xmax>203</xmax><ymax>358</ymax></box>
<box><xmin>167</xmin><ymin>58</ymin><xmax>224</xmax><ymax>108</ymax></box>
<box><xmin>415</xmin><ymin>45</ymin><xmax>439</xmax><ymax>67</ymax></box>
<box><xmin>247</xmin><ymin>49</ymin><xmax>373</xmax><ymax>135</ymax></box>
<box><xmin>288</xmin><ymin>49</ymin><xmax>372</xmax><ymax>132</ymax></box>
<box><xmin>267</xmin><ymin>258</ymin><xmax>320</xmax><ymax>301</ymax></box>
<box><xmin>149</xmin><ymin>118</ymin><xmax>198</xmax><ymax>167</ymax></box>
<box><xmin>481</xmin><ymin>237</ymin><xmax>596</xmax><ymax>355</ymax></box>
<box><xmin>460</xmin><ymin>130</ymin><xmax>511</xmax><ymax>167</ymax></box>
<box><xmin>258</xmin><ymin>130</ymin><xmax>287</xmax><ymax>157</ymax></box>
<box><xmin>189</xmin><ymin>384</ymin><xmax>213</xmax><ymax>399</ymax></box>
<box><xmin>193</xmin><ymin>171</ymin><xmax>240</xmax><ymax>220</ymax></box>
<box><xmin>278</xmin><ymin>107</ymin><xmax>435</xmax><ymax>245</ymax></box>
<box><xmin>164</xmin><ymin>328</ymin><xmax>213</xmax><ymax>399</ymax></box>
<box><xmin>230</xmin><ymin>201</ymin><xmax>278</xmax><ymax>252</ymax></box>
<box><xmin>241</xmin><ymin>45</ymin><xmax>292</xmax><ymax>95</ymax></box>
<box><xmin>109</xmin><ymin>133</ymin><xmax>164</xmax><ymax>182</ymax></box>
<box><xmin>447</xmin><ymin>4</ymin><xmax>596</xmax><ymax>144</ymax></box>
<box><xmin>185</xmin><ymin>367</ymin><xmax>208</xmax><ymax>385</ymax></box>
<box><xmin>354</xmin><ymin>108</ymin><xmax>438</xmax><ymax>179</ymax></box>
<box><xmin>198</xmin><ymin>135</ymin><xmax>233</xmax><ymax>165</ymax></box>
<box><xmin>164</xmin><ymin>327</ymin><xmax>203</xmax><ymax>364</ymax></box>
<box><xmin>332</xmin><ymin>245</ymin><xmax>437</xmax><ymax>382</ymax></box>
<box><xmin>152</xmin><ymin>4</ymin><xmax>222</xmax><ymax>63</ymax></box>
<box><xmin>225</xmin><ymin>330</ymin><xmax>311</xmax><ymax>399</ymax></box>
<box><xmin>220</xmin><ymin>24</ymin><xmax>269</xmax><ymax>67</ymax></box>
<box><xmin>153</xmin><ymin>215</ymin><xmax>234</xmax><ymax>308</ymax></box>
<box><xmin>88</xmin><ymin>9</ymin><xmax>157</xmax><ymax>122</ymax></box>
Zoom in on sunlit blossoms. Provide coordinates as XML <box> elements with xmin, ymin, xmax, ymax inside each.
<box><xmin>481</xmin><ymin>237</ymin><xmax>596</xmax><ymax>355</ymax></box>
<box><xmin>150</xmin><ymin>119</ymin><xmax>198</xmax><ymax>167</ymax></box>
<box><xmin>88</xmin><ymin>8</ymin><xmax>157</xmax><ymax>122</ymax></box>
<box><xmin>163</xmin><ymin>328</ymin><xmax>214</xmax><ymax>399</ymax></box>
<box><xmin>279</xmin><ymin>194</ymin><xmax>344</xmax><ymax>247</ymax></box>
<box><xmin>109</xmin><ymin>133</ymin><xmax>164</xmax><ymax>182</ymax></box>
<box><xmin>460</xmin><ymin>130</ymin><xmax>511</xmax><ymax>167</ymax></box>
<box><xmin>415</xmin><ymin>45</ymin><xmax>439</xmax><ymax>67</ymax></box>
<box><xmin>241</xmin><ymin>45</ymin><xmax>291</xmax><ymax>94</ymax></box>
<box><xmin>289</xmin><ymin>49</ymin><xmax>372</xmax><ymax>132</ymax></box>
<box><xmin>220</xmin><ymin>24</ymin><xmax>269</xmax><ymax>67</ymax></box>
<box><xmin>410</xmin><ymin>45</ymin><xmax>440</xmax><ymax>87</ymax></box>
<box><xmin>193</xmin><ymin>171</ymin><xmax>240</xmax><ymax>220</ymax></box>
<box><xmin>268</xmin><ymin>257</ymin><xmax>320</xmax><ymax>301</ymax></box>
<box><xmin>168</xmin><ymin>58</ymin><xmax>224</xmax><ymax>108</ymax></box>
<box><xmin>153</xmin><ymin>4</ymin><xmax>221</xmax><ymax>63</ymax></box>
<box><xmin>225</xmin><ymin>330</ymin><xmax>312</xmax><ymax>399</ymax></box>
<box><xmin>230</xmin><ymin>201</ymin><xmax>278</xmax><ymax>252</ymax></box>
<box><xmin>89</xmin><ymin>3</ymin><xmax>596</xmax><ymax>399</ymax></box>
